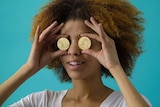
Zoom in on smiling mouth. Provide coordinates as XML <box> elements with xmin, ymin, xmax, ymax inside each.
<box><xmin>68</xmin><ymin>61</ymin><xmax>84</xmax><ymax>66</ymax></box>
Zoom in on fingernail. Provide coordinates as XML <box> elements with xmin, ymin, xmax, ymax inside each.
<box><xmin>54</xmin><ymin>21</ymin><xmax>58</xmax><ymax>24</ymax></box>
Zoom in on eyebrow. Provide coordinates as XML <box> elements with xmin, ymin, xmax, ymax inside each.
<box><xmin>61</xmin><ymin>31</ymin><xmax>94</xmax><ymax>35</ymax></box>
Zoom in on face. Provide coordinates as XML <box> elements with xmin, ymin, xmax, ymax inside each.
<box><xmin>60</xmin><ymin>19</ymin><xmax>101</xmax><ymax>81</ymax></box>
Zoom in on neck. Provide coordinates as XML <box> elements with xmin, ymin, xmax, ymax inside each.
<box><xmin>70</xmin><ymin>76</ymin><xmax>109</xmax><ymax>99</ymax></box>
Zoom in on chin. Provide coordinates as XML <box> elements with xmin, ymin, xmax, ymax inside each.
<box><xmin>68</xmin><ymin>74</ymin><xmax>87</xmax><ymax>80</ymax></box>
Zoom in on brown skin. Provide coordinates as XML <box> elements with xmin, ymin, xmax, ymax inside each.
<box><xmin>61</xmin><ymin>19</ymin><xmax>113</xmax><ymax>107</ymax></box>
<box><xmin>30</xmin><ymin>0</ymin><xmax>144</xmax><ymax>81</ymax></box>
<box><xmin>0</xmin><ymin>21</ymin><xmax>67</xmax><ymax>106</ymax></box>
<box><xmin>0</xmin><ymin>18</ymin><xmax>149</xmax><ymax>107</ymax></box>
<box><xmin>60</xmin><ymin>19</ymin><xmax>102</xmax><ymax>81</ymax></box>
<box><xmin>61</xmin><ymin>18</ymin><xmax>149</xmax><ymax>107</ymax></box>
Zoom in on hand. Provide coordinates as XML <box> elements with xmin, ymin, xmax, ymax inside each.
<box><xmin>81</xmin><ymin>17</ymin><xmax>121</xmax><ymax>71</ymax></box>
<box><xmin>26</xmin><ymin>21</ymin><xmax>67</xmax><ymax>74</ymax></box>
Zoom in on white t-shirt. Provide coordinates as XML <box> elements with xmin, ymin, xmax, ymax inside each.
<box><xmin>9</xmin><ymin>90</ymin><xmax>152</xmax><ymax>107</ymax></box>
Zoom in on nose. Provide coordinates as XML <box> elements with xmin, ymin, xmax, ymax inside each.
<box><xmin>68</xmin><ymin>40</ymin><xmax>81</xmax><ymax>55</ymax></box>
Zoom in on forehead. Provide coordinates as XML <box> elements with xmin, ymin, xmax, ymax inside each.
<box><xmin>61</xmin><ymin>20</ymin><xmax>94</xmax><ymax>35</ymax></box>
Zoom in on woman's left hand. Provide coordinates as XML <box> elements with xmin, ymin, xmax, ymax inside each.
<box><xmin>81</xmin><ymin>17</ymin><xmax>121</xmax><ymax>72</ymax></box>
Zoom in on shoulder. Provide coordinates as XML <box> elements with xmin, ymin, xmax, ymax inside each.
<box><xmin>101</xmin><ymin>91</ymin><xmax>152</xmax><ymax>107</ymax></box>
<box><xmin>101</xmin><ymin>91</ymin><xmax>127</xmax><ymax>107</ymax></box>
<box><xmin>9</xmin><ymin>90</ymin><xmax>67</xmax><ymax>107</ymax></box>
<box><xmin>29</xmin><ymin>89</ymin><xmax>67</xmax><ymax>99</ymax></box>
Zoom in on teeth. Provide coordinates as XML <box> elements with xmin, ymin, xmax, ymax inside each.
<box><xmin>69</xmin><ymin>62</ymin><xmax>82</xmax><ymax>66</ymax></box>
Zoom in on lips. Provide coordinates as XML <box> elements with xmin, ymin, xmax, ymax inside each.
<box><xmin>67</xmin><ymin>60</ymin><xmax>84</xmax><ymax>70</ymax></box>
<box><xmin>68</xmin><ymin>61</ymin><xmax>84</xmax><ymax>66</ymax></box>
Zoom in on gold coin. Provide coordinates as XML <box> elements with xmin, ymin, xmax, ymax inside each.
<box><xmin>57</xmin><ymin>38</ymin><xmax>70</xmax><ymax>50</ymax></box>
<box><xmin>78</xmin><ymin>37</ymin><xmax>91</xmax><ymax>50</ymax></box>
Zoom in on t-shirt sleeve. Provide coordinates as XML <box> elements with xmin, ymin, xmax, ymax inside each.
<box><xmin>118</xmin><ymin>94</ymin><xmax>152</xmax><ymax>107</ymax></box>
<box><xmin>101</xmin><ymin>91</ymin><xmax>152</xmax><ymax>107</ymax></box>
<box><xmin>8</xmin><ymin>90</ymin><xmax>57</xmax><ymax>107</ymax></box>
<box><xmin>141</xmin><ymin>95</ymin><xmax>152</xmax><ymax>107</ymax></box>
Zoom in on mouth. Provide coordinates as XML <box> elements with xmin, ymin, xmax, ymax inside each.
<box><xmin>68</xmin><ymin>61</ymin><xmax>84</xmax><ymax>66</ymax></box>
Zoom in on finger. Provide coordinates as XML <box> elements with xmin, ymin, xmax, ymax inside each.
<box><xmin>50</xmin><ymin>23</ymin><xmax>64</xmax><ymax>35</ymax></box>
<box><xmin>39</xmin><ymin>21</ymin><xmax>58</xmax><ymax>42</ymax></box>
<box><xmin>84</xmin><ymin>20</ymin><xmax>95</xmax><ymax>31</ymax></box>
<box><xmin>34</xmin><ymin>25</ymin><xmax>40</xmax><ymax>44</ymax></box>
<box><xmin>90</xmin><ymin>17</ymin><xmax>99</xmax><ymax>26</ymax></box>
<box><xmin>84</xmin><ymin>17</ymin><xmax>100</xmax><ymax>34</ymax></box>
<box><xmin>98</xmin><ymin>23</ymin><xmax>105</xmax><ymax>37</ymax></box>
<box><xmin>46</xmin><ymin>34</ymin><xmax>68</xmax><ymax>45</ymax></box>
<box><xmin>50</xmin><ymin>50</ymin><xmax>67</xmax><ymax>59</ymax></box>
<box><xmin>82</xmin><ymin>49</ymin><xmax>99</xmax><ymax>58</ymax></box>
<box><xmin>98</xmin><ymin>23</ymin><xmax>113</xmax><ymax>45</ymax></box>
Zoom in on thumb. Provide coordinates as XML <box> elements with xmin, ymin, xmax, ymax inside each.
<box><xmin>50</xmin><ymin>50</ymin><xmax>67</xmax><ymax>59</ymax></box>
<box><xmin>82</xmin><ymin>49</ymin><xmax>98</xmax><ymax>58</ymax></box>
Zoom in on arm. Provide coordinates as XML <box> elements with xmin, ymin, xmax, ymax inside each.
<box><xmin>0</xmin><ymin>21</ymin><xmax>66</xmax><ymax>106</ymax></box>
<box><xmin>82</xmin><ymin>17</ymin><xmax>150</xmax><ymax>107</ymax></box>
<box><xmin>0</xmin><ymin>64</ymin><xmax>35</xmax><ymax>106</ymax></box>
<box><xmin>110</xmin><ymin>66</ymin><xmax>150</xmax><ymax>107</ymax></box>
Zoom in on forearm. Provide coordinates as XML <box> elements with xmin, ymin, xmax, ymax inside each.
<box><xmin>0</xmin><ymin>64</ymin><xmax>36</xmax><ymax>106</ymax></box>
<box><xmin>110</xmin><ymin>66</ymin><xmax>149</xmax><ymax>107</ymax></box>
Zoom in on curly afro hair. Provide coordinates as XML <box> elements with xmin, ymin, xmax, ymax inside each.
<box><xmin>30</xmin><ymin>0</ymin><xmax>144</xmax><ymax>82</ymax></box>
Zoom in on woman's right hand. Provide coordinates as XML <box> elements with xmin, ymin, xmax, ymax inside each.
<box><xmin>26</xmin><ymin>21</ymin><xmax>67</xmax><ymax>75</ymax></box>
<box><xmin>0</xmin><ymin>21</ymin><xmax>68</xmax><ymax>106</ymax></box>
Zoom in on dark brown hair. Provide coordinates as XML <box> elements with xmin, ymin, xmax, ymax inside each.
<box><xmin>30</xmin><ymin>0</ymin><xmax>144</xmax><ymax>82</ymax></box>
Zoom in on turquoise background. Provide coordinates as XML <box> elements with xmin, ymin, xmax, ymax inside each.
<box><xmin>0</xmin><ymin>0</ymin><xmax>159</xmax><ymax>106</ymax></box>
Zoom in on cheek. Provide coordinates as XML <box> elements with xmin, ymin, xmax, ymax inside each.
<box><xmin>91</xmin><ymin>40</ymin><xmax>101</xmax><ymax>51</ymax></box>
<box><xmin>60</xmin><ymin>56</ymin><xmax>66</xmax><ymax>66</ymax></box>
<box><xmin>87</xmin><ymin>56</ymin><xmax>101</xmax><ymax>69</ymax></box>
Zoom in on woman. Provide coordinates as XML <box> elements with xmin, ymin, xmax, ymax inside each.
<box><xmin>0</xmin><ymin>0</ymin><xmax>151</xmax><ymax>106</ymax></box>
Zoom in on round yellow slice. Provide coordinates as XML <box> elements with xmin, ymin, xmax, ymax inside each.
<box><xmin>78</xmin><ymin>37</ymin><xmax>91</xmax><ymax>50</ymax></box>
<box><xmin>57</xmin><ymin>38</ymin><xmax>70</xmax><ymax>50</ymax></box>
